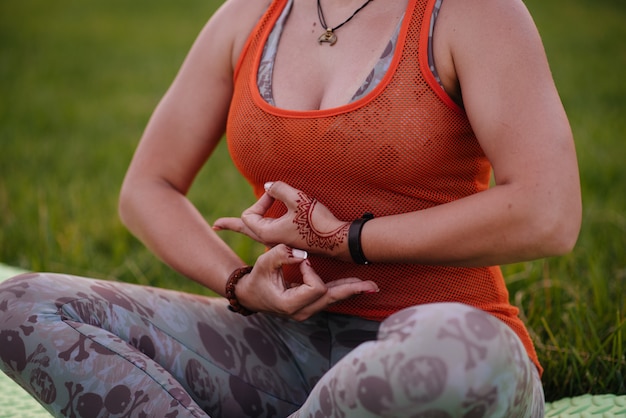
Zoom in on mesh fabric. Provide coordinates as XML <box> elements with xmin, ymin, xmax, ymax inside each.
<box><xmin>226</xmin><ymin>0</ymin><xmax>541</xmax><ymax>374</ymax></box>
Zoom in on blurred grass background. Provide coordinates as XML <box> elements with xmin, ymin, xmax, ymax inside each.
<box><xmin>0</xmin><ymin>0</ymin><xmax>624</xmax><ymax>402</ymax></box>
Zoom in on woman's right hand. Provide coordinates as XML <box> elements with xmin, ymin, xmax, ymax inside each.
<box><xmin>234</xmin><ymin>244</ymin><xmax>379</xmax><ymax>321</ymax></box>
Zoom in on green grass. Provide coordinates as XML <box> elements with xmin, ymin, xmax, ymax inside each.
<box><xmin>0</xmin><ymin>0</ymin><xmax>624</xmax><ymax>402</ymax></box>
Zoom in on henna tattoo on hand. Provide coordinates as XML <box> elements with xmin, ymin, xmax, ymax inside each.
<box><xmin>293</xmin><ymin>192</ymin><xmax>349</xmax><ymax>251</ymax></box>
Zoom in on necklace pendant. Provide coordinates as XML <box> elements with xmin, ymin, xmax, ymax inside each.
<box><xmin>318</xmin><ymin>29</ymin><xmax>337</xmax><ymax>45</ymax></box>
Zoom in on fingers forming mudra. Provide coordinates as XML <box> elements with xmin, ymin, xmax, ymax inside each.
<box><xmin>236</xmin><ymin>244</ymin><xmax>378</xmax><ymax>321</ymax></box>
<box><xmin>214</xmin><ymin>181</ymin><xmax>350</xmax><ymax>257</ymax></box>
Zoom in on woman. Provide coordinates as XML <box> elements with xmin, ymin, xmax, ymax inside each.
<box><xmin>0</xmin><ymin>0</ymin><xmax>580</xmax><ymax>416</ymax></box>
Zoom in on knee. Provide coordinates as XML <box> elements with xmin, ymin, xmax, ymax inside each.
<box><xmin>0</xmin><ymin>272</ymin><xmax>41</xmax><ymax>307</ymax></box>
<box><xmin>378</xmin><ymin>303</ymin><xmax>532</xmax><ymax>404</ymax></box>
<box><xmin>0</xmin><ymin>273</ymin><xmax>74</xmax><ymax>326</ymax></box>
<box><xmin>379</xmin><ymin>302</ymin><xmax>482</xmax><ymax>342</ymax></box>
<box><xmin>379</xmin><ymin>303</ymin><xmax>526</xmax><ymax>376</ymax></box>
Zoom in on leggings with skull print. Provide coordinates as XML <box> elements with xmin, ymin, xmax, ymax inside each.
<box><xmin>0</xmin><ymin>273</ymin><xmax>544</xmax><ymax>417</ymax></box>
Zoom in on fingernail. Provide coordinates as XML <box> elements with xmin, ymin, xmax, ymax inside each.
<box><xmin>292</xmin><ymin>249</ymin><xmax>308</xmax><ymax>259</ymax></box>
<box><xmin>264</xmin><ymin>182</ymin><xmax>275</xmax><ymax>192</ymax></box>
<box><xmin>363</xmin><ymin>288</ymin><xmax>380</xmax><ymax>294</ymax></box>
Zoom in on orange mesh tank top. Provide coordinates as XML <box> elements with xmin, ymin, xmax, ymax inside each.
<box><xmin>226</xmin><ymin>0</ymin><xmax>541</xmax><ymax>372</ymax></box>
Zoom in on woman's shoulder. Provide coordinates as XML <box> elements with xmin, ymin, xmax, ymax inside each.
<box><xmin>209</xmin><ymin>0</ymin><xmax>273</xmax><ymax>67</ymax></box>
<box><xmin>213</xmin><ymin>0</ymin><xmax>272</xmax><ymax>28</ymax></box>
<box><xmin>433</xmin><ymin>0</ymin><xmax>543</xmax><ymax>106</ymax></box>
<box><xmin>437</xmin><ymin>0</ymin><xmax>539</xmax><ymax>46</ymax></box>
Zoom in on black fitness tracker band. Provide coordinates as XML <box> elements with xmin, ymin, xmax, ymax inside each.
<box><xmin>348</xmin><ymin>212</ymin><xmax>374</xmax><ymax>264</ymax></box>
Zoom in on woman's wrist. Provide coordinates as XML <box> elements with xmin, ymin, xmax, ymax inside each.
<box><xmin>348</xmin><ymin>213</ymin><xmax>374</xmax><ymax>264</ymax></box>
<box><xmin>225</xmin><ymin>265</ymin><xmax>255</xmax><ymax>316</ymax></box>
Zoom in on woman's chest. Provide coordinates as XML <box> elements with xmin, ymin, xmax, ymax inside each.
<box><xmin>271</xmin><ymin>0</ymin><xmax>408</xmax><ymax>111</ymax></box>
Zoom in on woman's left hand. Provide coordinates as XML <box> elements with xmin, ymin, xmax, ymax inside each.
<box><xmin>213</xmin><ymin>181</ymin><xmax>350</xmax><ymax>259</ymax></box>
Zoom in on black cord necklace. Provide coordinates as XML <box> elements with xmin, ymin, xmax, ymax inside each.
<box><xmin>317</xmin><ymin>0</ymin><xmax>374</xmax><ymax>45</ymax></box>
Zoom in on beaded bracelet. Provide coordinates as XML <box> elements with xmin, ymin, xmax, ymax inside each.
<box><xmin>348</xmin><ymin>212</ymin><xmax>374</xmax><ymax>264</ymax></box>
<box><xmin>225</xmin><ymin>265</ymin><xmax>255</xmax><ymax>316</ymax></box>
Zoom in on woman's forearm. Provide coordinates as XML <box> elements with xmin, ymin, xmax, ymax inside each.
<box><xmin>360</xmin><ymin>179</ymin><xmax>581</xmax><ymax>267</ymax></box>
<box><xmin>119</xmin><ymin>178</ymin><xmax>244</xmax><ymax>296</ymax></box>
